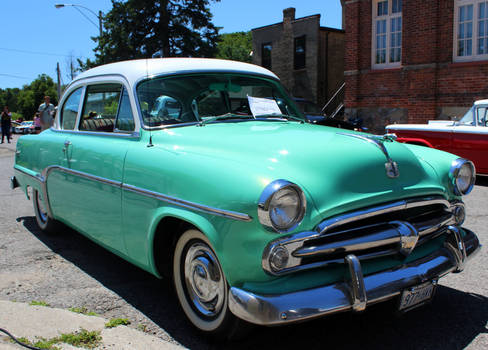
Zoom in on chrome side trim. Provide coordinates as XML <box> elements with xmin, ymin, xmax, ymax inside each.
<box><xmin>14</xmin><ymin>167</ymin><xmax>44</xmax><ymax>184</ymax></box>
<box><xmin>26</xmin><ymin>165</ymin><xmax>251</xmax><ymax>223</ymax></box>
<box><xmin>51</xmin><ymin>128</ymin><xmax>141</xmax><ymax>139</ymax></box>
<box><xmin>230</xmin><ymin>228</ymin><xmax>480</xmax><ymax>326</ymax></box>
<box><xmin>123</xmin><ymin>184</ymin><xmax>252</xmax><ymax>222</ymax></box>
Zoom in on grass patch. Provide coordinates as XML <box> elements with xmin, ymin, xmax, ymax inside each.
<box><xmin>9</xmin><ymin>336</ymin><xmax>60</xmax><ymax>350</ymax></box>
<box><xmin>105</xmin><ymin>318</ymin><xmax>130</xmax><ymax>328</ymax></box>
<box><xmin>9</xmin><ymin>329</ymin><xmax>101</xmax><ymax>350</ymax></box>
<box><xmin>58</xmin><ymin>329</ymin><xmax>101</xmax><ymax>348</ymax></box>
<box><xmin>68</xmin><ymin>307</ymin><xmax>98</xmax><ymax>316</ymax></box>
<box><xmin>29</xmin><ymin>300</ymin><xmax>50</xmax><ymax>307</ymax></box>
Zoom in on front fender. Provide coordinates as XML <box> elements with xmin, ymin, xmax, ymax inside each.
<box><xmin>145</xmin><ymin>207</ymin><xmax>220</xmax><ymax>277</ymax></box>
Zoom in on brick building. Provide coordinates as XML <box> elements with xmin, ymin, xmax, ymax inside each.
<box><xmin>252</xmin><ymin>8</ymin><xmax>345</xmax><ymax>108</ymax></box>
<box><xmin>344</xmin><ymin>0</ymin><xmax>488</xmax><ymax>133</ymax></box>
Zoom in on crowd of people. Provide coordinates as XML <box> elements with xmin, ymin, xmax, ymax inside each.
<box><xmin>0</xmin><ymin>95</ymin><xmax>56</xmax><ymax>143</ymax></box>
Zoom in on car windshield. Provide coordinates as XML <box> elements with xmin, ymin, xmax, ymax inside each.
<box><xmin>459</xmin><ymin>107</ymin><xmax>475</xmax><ymax>125</ymax></box>
<box><xmin>136</xmin><ymin>73</ymin><xmax>304</xmax><ymax>127</ymax></box>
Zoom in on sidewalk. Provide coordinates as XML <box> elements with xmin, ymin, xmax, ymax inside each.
<box><xmin>0</xmin><ymin>300</ymin><xmax>183</xmax><ymax>350</ymax></box>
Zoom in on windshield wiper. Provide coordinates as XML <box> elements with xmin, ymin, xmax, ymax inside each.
<box><xmin>257</xmin><ymin>113</ymin><xmax>306</xmax><ymax>124</ymax></box>
<box><xmin>198</xmin><ymin>113</ymin><xmax>254</xmax><ymax>126</ymax></box>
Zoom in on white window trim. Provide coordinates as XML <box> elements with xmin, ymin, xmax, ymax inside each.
<box><xmin>453</xmin><ymin>0</ymin><xmax>488</xmax><ymax>62</ymax></box>
<box><xmin>371</xmin><ymin>0</ymin><xmax>402</xmax><ymax>69</ymax></box>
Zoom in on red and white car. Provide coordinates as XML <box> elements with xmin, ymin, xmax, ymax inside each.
<box><xmin>386</xmin><ymin>99</ymin><xmax>488</xmax><ymax>175</ymax></box>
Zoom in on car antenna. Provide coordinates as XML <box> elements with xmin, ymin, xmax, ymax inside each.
<box><xmin>146</xmin><ymin>58</ymin><xmax>154</xmax><ymax>148</ymax></box>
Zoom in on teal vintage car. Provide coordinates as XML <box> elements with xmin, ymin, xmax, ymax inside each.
<box><xmin>11</xmin><ymin>58</ymin><xmax>480</xmax><ymax>336</ymax></box>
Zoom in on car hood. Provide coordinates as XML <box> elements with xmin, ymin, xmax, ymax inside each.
<box><xmin>152</xmin><ymin>121</ymin><xmax>446</xmax><ymax>220</ymax></box>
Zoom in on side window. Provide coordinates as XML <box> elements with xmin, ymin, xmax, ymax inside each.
<box><xmin>262</xmin><ymin>43</ymin><xmax>272</xmax><ymax>70</ymax></box>
<box><xmin>80</xmin><ymin>84</ymin><xmax>121</xmax><ymax>132</ymax></box>
<box><xmin>61</xmin><ymin>88</ymin><xmax>82</xmax><ymax>130</ymax></box>
<box><xmin>477</xmin><ymin>107</ymin><xmax>488</xmax><ymax>126</ymax></box>
<box><xmin>294</xmin><ymin>35</ymin><xmax>306</xmax><ymax>70</ymax></box>
<box><xmin>115</xmin><ymin>88</ymin><xmax>135</xmax><ymax>132</ymax></box>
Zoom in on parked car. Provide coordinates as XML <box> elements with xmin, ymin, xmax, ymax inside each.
<box><xmin>11</xmin><ymin>58</ymin><xmax>480</xmax><ymax>337</ymax></box>
<box><xmin>386</xmin><ymin>99</ymin><xmax>488</xmax><ymax>174</ymax></box>
<box><xmin>14</xmin><ymin>121</ymin><xmax>35</xmax><ymax>134</ymax></box>
<box><xmin>293</xmin><ymin>98</ymin><xmax>366</xmax><ymax>131</ymax></box>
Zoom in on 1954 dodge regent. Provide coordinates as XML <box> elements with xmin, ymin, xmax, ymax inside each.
<box><xmin>11</xmin><ymin>58</ymin><xmax>481</xmax><ymax>336</ymax></box>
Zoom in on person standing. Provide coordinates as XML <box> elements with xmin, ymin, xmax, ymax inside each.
<box><xmin>38</xmin><ymin>95</ymin><xmax>55</xmax><ymax>131</ymax></box>
<box><xmin>1</xmin><ymin>106</ymin><xmax>12</xmax><ymax>144</ymax></box>
<box><xmin>33</xmin><ymin>112</ymin><xmax>42</xmax><ymax>134</ymax></box>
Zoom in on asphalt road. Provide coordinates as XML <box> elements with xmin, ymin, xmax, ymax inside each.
<box><xmin>0</xmin><ymin>133</ymin><xmax>486</xmax><ymax>349</ymax></box>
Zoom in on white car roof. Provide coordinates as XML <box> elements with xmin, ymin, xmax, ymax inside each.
<box><xmin>474</xmin><ymin>99</ymin><xmax>488</xmax><ymax>105</ymax></box>
<box><xmin>72</xmin><ymin>58</ymin><xmax>279</xmax><ymax>87</ymax></box>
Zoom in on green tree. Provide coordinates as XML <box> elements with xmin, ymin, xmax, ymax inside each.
<box><xmin>0</xmin><ymin>88</ymin><xmax>20</xmax><ymax>111</ymax></box>
<box><xmin>17</xmin><ymin>75</ymin><xmax>57</xmax><ymax>119</ymax></box>
<box><xmin>216</xmin><ymin>32</ymin><xmax>252</xmax><ymax>63</ymax></box>
<box><xmin>79</xmin><ymin>0</ymin><xmax>221</xmax><ymax>70</ymax></box>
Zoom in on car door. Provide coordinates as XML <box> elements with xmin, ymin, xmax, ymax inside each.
<box><xmin>46</xmin><ymin>86</ymin><xmax>84</xmax><ymax>223</ymax></box>
<box><xmin>451</xmin><ymin>105</ymin><xmax>488</xmax><ymax>173</ymax></box>
<box><xmin>61</xmin><ymin>82</ymin><xmax>137</xmax><ymax>254</ymax></box>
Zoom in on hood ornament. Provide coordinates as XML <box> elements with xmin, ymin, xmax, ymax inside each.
<box><xmin>338</xmin><ymin>133</ymin><xmax>400</xmax><ymax>178</ymax></box>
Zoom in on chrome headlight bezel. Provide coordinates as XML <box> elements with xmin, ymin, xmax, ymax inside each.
<box><xmin>258</xmin><ymin>180</ymin><xmax>307</xmax><ymax>233</ymax></box>
<box><xmin>449</xmin><ymin>158</ymin><xmax>476</xmax><ymax>196</ymax></box>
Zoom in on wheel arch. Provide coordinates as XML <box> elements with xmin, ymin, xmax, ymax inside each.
<box><xmin>147</xmin><ymin>207</ymin><xmax>220</xmax><ymax>279</ymax></box>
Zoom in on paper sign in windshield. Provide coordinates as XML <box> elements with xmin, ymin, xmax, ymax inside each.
<box><xmin>248</xmin><ymin>96</ymin><xmax>282</xmax><ymax>117</ymax></box>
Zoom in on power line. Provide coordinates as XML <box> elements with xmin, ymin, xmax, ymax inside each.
<box><xmin>0</xmin><ymin>73</ymin><xmax>33</xmax><ymax>80</ymax></box>
<box><xmin>0</xmin><ymin>47</ymin><xmax>74</xmax><ymax>58</ymax></box>
<box><xmin>73</xmin><ymin>6</ymin><xmax>99</xmax><ymax>30</ymax></box>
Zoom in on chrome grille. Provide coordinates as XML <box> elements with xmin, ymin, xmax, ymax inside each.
<box><xmin>262</xmin><ymin>196</ymin><xmax>462</xmax><ymax>276</ymax></box>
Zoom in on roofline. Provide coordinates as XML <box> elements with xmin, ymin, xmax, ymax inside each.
<box><xmin>320</xmin><ymin>26</ymin><xmax>345</xmax><ymax>33</ymax></box>
<box><xmin>251</xmin><ymin>14</ymin><xmax>321</xmax><ymax>31</ymax></box>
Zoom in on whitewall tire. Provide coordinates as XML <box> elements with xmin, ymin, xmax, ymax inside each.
<box><xmin>173</xmin><ymin>229</ymin><xmax>238</xmax><ymax>335</ymax></box>
<box><xmin>33</xmin><ymin>189</ymin><xmax>59</xmax><ymax>233</ymax></box>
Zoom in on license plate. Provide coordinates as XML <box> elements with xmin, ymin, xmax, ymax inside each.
<box><xmin>399</xmin><ymin>281</ymin><xmax>436</xmax><ymax>311</ymax></box>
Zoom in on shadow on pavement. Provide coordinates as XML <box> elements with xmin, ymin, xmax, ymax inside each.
<box><xmin>475</xmin><ymin>175</ymin><xmax>488</xmax><ymax>187</ymax></box>
<box><xmin>18</xmin><ymin>216</ymin><xmax>488</xmax><ymax>350</ymax></box>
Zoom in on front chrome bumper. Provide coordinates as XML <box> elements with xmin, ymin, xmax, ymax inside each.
<box><xmin>228</xmin><ymin>228</ymin><xmax>480</xmax><ymax>326</ymax></box>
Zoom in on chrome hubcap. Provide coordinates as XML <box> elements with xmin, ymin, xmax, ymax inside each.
<box><xmin>184</xmin><ymin>243</ymin><xmax>225</xmax><ymax>317</ymax></box>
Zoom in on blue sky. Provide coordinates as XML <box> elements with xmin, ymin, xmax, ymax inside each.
<box><xmin>0</xmin><ymin>0</ymin><xmax>342</xmax><ymax>89</ymax></box>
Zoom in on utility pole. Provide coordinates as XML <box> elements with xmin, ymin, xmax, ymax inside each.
<box><xmin>56</xmin><ymin>63</ymin><xmax>62</xmax><ymax>100</ymax></box>
<box><xmin>70</xmin><ymin>60</ymin><xmax>75</xmax><ymax>80</ymax></box>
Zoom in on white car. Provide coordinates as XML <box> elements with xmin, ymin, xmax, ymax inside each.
<box><xmin>14</xmin><ymin>121</ymin><xmax>34</xmax><ymax>134</ymax></box>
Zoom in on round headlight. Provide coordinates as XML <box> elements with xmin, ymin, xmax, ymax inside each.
<box><xmin>258</xmin><ymin>180</ymin><xmax>306</xmax><ymax>232</ymax></box>
<box><xmin>450</xmin><ymin>159</ymin><xmax>476</xmax><ymax>196</ymax></box>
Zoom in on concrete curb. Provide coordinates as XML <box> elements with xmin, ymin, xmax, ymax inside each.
<box><xmin>0</xmin><ymin>300</ymin><xmax>183</xmax><ymax>349</ymax></box>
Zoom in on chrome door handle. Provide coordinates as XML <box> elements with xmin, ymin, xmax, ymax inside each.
<box><xmin>63</xmin><ymin>140</ymin><xmax>71</xmax><ymax>153</ymax></box>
